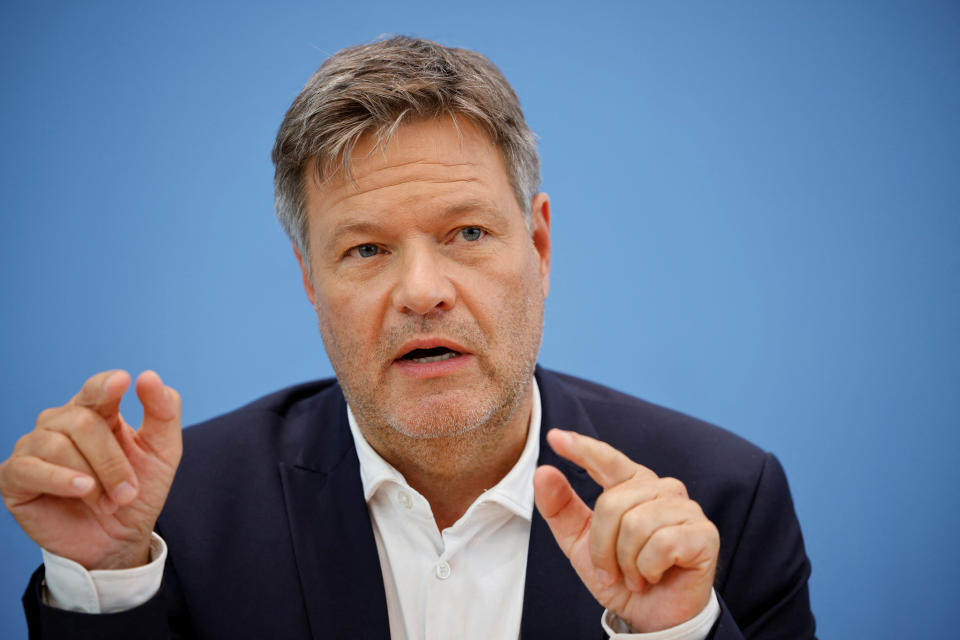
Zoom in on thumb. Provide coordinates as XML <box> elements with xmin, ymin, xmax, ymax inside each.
<box><xmin>533</xmin><ymin>465</ymin><xmax>593</xmax><ymax>558</ymax></box>
<box><xmin>135</xmin><ymin>370</ymin><xmax>182</xmax><ymax>456</ymax></box>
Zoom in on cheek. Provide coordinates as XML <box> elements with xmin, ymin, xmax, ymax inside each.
<box><xmin>459</xmin><ymin>251</ymin><xmax>543</xmax><ymax>332</ymax></box>
<box><xmin>314</xmin><ymin>282</ymin><xmax>385</xmax><ymax>352</ymax></box>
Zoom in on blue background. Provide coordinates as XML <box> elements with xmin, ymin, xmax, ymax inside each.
<box><xmin>2</xmin><ymin>1</ymin><xmax>958</xmax><ymax>637</ymax></box>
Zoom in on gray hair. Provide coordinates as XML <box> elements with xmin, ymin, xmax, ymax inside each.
<box><xmin>271</xmin><ymin>35</ymin><xmax>540</xmax><ymax>260</ymax></box>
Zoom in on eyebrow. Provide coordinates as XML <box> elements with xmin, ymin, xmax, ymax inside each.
<box><xmin>441</xmin><ymin>198</ymin><xmax>508</xmax><ymax>222</ymax></box>
<box><xmin>325</xmin><ymin>199</ymin><xmax>509</xmax><ymax>250</ymax></box>
<box><xmin>325</xmin><ymin>221</ymin><xmax>383</xmax><ymax>251</ymax></box>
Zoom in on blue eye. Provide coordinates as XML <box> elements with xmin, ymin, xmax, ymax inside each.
<box><xmin>355</xmin><ymin>244</ymin><xmax>379</xmax><ymax>258</ymax></box>
<box><xmin>460</xmin><ymin>227</ymin><xmax>484</xmax><ymax>242</ymax></box>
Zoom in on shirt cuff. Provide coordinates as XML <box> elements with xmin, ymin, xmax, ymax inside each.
<box><xmin>41</xmin><ymin>532</ymin><xmax>167</xmax><ymax>614</ymax></box>
<box><xmin>602</xmin><ymin>589</ymin><xmax>720</xmax><ymax>640</ymax></box>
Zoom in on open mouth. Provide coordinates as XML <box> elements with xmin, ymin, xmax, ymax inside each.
<box><xmin>399</xmin><ymin>346</ymin><xmax>461</xmax><ymax>364</ymax></box>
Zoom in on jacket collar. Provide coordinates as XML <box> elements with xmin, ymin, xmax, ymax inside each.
<box><xmin>521</xmin><ymin>366</ymin><xmax>606</xmax><ymax>638</ymax></box>
<box><xmin>276</xmin><ymin>367</ymin><xmax>603</xmax><ymax>639</ymax></box>
<box><xmin>277</xmin><ymin>383</ymin><xmax>391</xmax><ymax>639</ymax></box>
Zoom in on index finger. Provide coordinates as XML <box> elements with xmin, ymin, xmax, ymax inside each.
<box><xmin>545</xmin><ymin>429</ymin><xmax>656</xmax><ymax>489</ymax></box>
<box><xmin>71</xmin><ymin>370</ymin><xmax>131</xmax><ymax>428</ymax></box>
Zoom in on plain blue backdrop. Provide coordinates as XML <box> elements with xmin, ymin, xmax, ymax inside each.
<box><xmin>1</xmin><ymin>1</ymin><xmax>958</xmax><ymax>637</ymax></box>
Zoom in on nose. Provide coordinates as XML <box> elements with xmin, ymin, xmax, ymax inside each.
<box><xmin>391</xmin><ymin>245</ymin><xmax>456</xmax><ymax>316</ymax></box>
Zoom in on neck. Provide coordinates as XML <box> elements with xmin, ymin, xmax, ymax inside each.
<box><xmin>359</xmin><ymin>385</ymin><xmax>533</xmax><ymax>530</ymax></box>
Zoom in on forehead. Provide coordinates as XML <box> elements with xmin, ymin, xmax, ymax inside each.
<box><xmin>303</xmin><ymin>117</ymin><xmax>518</xmax><ymax>226</ymax></box>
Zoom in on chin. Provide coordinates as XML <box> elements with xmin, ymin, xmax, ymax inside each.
<box><xmin>384</xmin><ymin>391</ymin><xmax>508</xmax><ymax>440</ymax></box>
<box><xmin>386</xmin><ymin>408</ymin><xmax>492</xmax><ymax>440</ymax></box>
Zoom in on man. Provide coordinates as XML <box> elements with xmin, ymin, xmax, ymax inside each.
<box><xmin>1</xmin><ymin>37</ymin><xmax>815</xmax><ymax>638</ymax></box>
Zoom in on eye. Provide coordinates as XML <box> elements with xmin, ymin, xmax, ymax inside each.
<box><xmin>351</xmin><ymin>243</ymin><xmax>380</xmax><ymax>258</ymax></box>
<box><xmin>459</xmin><ymin>226</ymin><xmax>485</xmax><ymax>242</ymax></box>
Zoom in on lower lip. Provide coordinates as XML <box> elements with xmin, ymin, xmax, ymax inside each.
<box><xmin>392</xmin><ymin>353</ymin><xmax>474</xmax><ymax>379</ymax></box>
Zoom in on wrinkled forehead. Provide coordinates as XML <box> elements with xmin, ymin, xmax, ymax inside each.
<box><xmin>303</xmin><ymin>117</ymin><xmax>515</xmax><ymax>217</ymax></box>
<box><xmin>323</xmin><ymin>115</ymin><xmax>499</xmax><ymax>174</ymax></box>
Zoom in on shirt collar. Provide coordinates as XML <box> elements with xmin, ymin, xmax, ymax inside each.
<box><xmin>347</xmin><ymin>377</ymin><xmax>542</xmax><ymax>521</ymax></box>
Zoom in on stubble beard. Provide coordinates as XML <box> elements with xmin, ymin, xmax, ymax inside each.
<box><xmin>317</xmin><ymin>295</ymin><xmax>544</xmax><ymax>451</ymax></box>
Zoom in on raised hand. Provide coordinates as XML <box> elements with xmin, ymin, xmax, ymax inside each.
<box><xmin>0</xmin><ymin>370</ymin><xmax>182</xmax><ymax>570</ymax></box>
<box><xmin>533</xmin><ymin>429</ymin><xmax>719</xmax><ymax>633</ymax></box>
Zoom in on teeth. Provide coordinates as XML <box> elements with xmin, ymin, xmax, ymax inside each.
<box><xmin>410</xmin><ymin>352</ymin><xmax>458</xmax><ymax>364</ymax></box>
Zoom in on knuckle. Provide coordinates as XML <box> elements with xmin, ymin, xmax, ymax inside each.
<box><xmin>618</xmin><ymin>477</ymin><xmax>659</xmax><ymax>503</ymax></box>
<box><xmin>42</xmin><ymin>432</ymin><xmax>77</xmax><ymax>462</ymax></box>
<box><xmin>631</xmin><ymin>465</ymin><xmax>659</xmax><ymax>482</ymax></box>
<box><xmin>620</xmin><ymin>509</ymin><xmax>640</xmax><ymax>538</ymax></box>
<box><xmin>646</xmin><ymin>527</ymin><xmax>675</xmax><ymax>556</ymax></box>
<box><xmin>42</xmin><ymin>464</ymin><xmax>62</xmax><ymax>487</ymax></box>
<box><xmin>94</xmin><ymin>454</ymin><xmax>129</xmax><ymax>481</ymax></box>
<box><xmin>13</xmin><ymin>433</ymin><xmax>33</xmax><ymax>453</ymax></box>
<box><xmin>36</xmin><ymin>407</ymin><xmax>60</xmax><ymax>425</ymax></box>
<box><xmin>593</xmin><ymin>491</ymin><xmax>619</xmax><ymax>521</ymax></box>
<box><xmin>2</xmin><ymin>456</ymin><xmax>31</xmax><ymax>489</ymax></box>
<box><xmin>69</xmin><ymin>409</ymin><xmax>103</xmax><ymax>436</ymax></box>
<box><xmin>685</xmin><ymin>500</ymin><xmax>707</xmax><ymax>520</ymax></box>
<box><xmin>694</xmin><ymin>519</ymin><xmax>720</xmax><ymax>545</ymax></box>
<box><xmin>623</xmin><ymin>476</ymin><xmax>659</xmax><ymax>501</ymax></box>
<box><xmin>659</xmin><ymin>477</ymin><xmax>687</xmax><ymax>498</ymax></box>
<box><xmin>619</xmin><ymin>508</ymin><xmax>644</xmax><ymax>539</ymax></box>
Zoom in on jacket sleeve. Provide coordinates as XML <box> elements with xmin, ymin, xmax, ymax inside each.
<box><xmin>23</xmin><ymin>556</ymin><xmax>193</xmax><ymax>640</ymax></box>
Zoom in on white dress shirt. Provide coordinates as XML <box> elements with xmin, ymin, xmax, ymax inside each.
<box><xmin>43</xmin><ymin>377</ymin><xmax>719</xmax><ymax>638</ymax></box>
<box><xmin>349</xmin><ymin>386</ymin><xmax>538</xmax><ymax>639</ymax></box>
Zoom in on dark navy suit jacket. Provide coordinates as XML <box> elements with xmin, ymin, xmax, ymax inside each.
<box><xmin>24</xmin><ymin>367</ymin><xmax>816</xmax><ymax>638</ymax></box>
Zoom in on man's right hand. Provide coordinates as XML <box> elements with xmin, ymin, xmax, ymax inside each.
<box><xmin>0</xmin><ymin>370</ymin><xmax>182</xmax><ymax>570</ymax></box>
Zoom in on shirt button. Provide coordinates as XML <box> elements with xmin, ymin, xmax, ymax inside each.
<box><xmin>435</xmin><ymin>561</ymin><xmax>451</xmax><ymax>580</ymax></box>
<box><xmin>398</xmin><ymin>492</ymin><xmax>413</xmax><ymax>509</ymax></box>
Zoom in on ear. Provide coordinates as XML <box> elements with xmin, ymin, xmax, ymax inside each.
<box><xmin>292</xmin><ymin>243</ymin><xmax>317</xmax><ymax>307</ymax></box>
<box><xmin>530</xmin><ymin>192</ymin><xmax>552</xmax><ymax>297</ymax></box>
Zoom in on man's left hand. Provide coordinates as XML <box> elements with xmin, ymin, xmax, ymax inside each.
<box><xmin>533</xmin><ymin>429</ymin><xmax>719</xmax><ymax>633</ymax></box>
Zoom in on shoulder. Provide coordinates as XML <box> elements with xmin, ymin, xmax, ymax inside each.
<box><xmin>171</xmin><ymin>377</ymin><xmax>347</xmax><ymax>488</ymax></box>
<box><xmin>180</xmin><ymin>378</ymin><xmax>340</xmax><ymax>445</ymax></box>
<box><xmin>536</xmin><ymin>367</ymin><xmax>772</xmax><ymax>508</ymax></box>
<box><xmin>160</xmin><ymin>377</ymin><xmax>349</xmax><ymax>535</ymax></box>
<box><xmin>537</xmin><ymin>368</ymin><xmax>808</xmax><ymax>604</ymax></box>
<box><xmin>538</xmin><ymin>368</ymin><xmax>765</xmax><ymax>469</ymax></box>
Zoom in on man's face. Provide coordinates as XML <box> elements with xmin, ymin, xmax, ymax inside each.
<box><xmin>296</xmin><ymin>117</ymin><xmax>551</xmax><ymax>440</ymax></box>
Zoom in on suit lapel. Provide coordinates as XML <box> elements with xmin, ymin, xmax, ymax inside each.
<box><xmin>521</xmin><ymin>368</ymin><xmax>606</xmax><ymax>638</ymax></box>
<box><xmin>277</xmin><ymin>386</ymin><xmax>390</xmax><ymax>640</ymax></box>
<box><xmin>275</xmin><ymin>369</ymin><xmax>607</xmax><ymax>638</ymax></box>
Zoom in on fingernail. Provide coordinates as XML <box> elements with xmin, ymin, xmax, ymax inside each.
<box><xmin>113</xmin><ymin>481</ymin><xmax>136</xmax><ymax>504</ymax></box>
<box><xmin>72</xmin><ymin>476</ymin><xmax>95</xmax><ymax>493</ymax></box>
<box><xmin>595</xmin><ymin>569</ymin><xmax>614</xmax><ymax>587</ymax></box>
<box><xmin>98</xmin><ymin>494</ymin><xmax>119</xmax><ymax>515</ymax></box>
